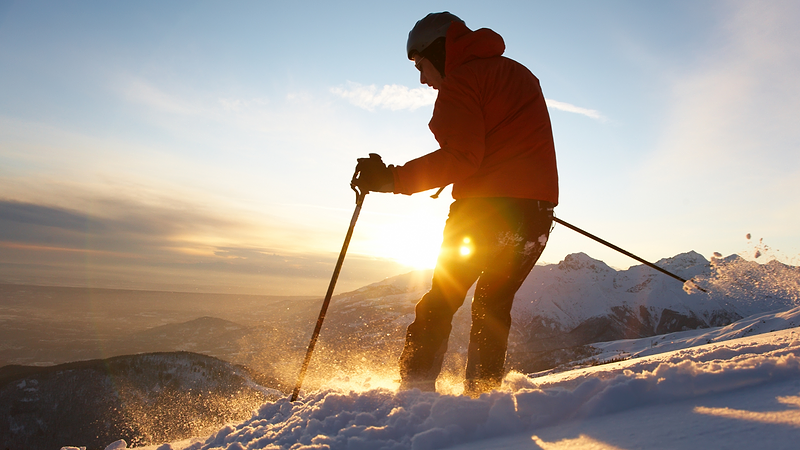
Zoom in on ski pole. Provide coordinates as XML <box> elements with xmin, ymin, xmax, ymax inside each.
<box><xmin>553</xmin><ymin>217</ymin><xmax>707</xmax><ymax>292</ymax></box>
<box><xmin>290</xmin><ymin>173</ymin><xmax>368</xmax><ymax>402</ymax></box>
<box><xmin>430</xmin><ymin>185</ymin><xmax>704</xmax><ymax>291</ymax></box>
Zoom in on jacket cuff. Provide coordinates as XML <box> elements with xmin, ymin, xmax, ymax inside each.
<box><xmin>389</xmin><ymin>165</ymin><xmax>402</xmax><ymax>194</ymax></box>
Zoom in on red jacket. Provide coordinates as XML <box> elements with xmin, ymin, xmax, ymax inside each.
<box><xmin>391</xmin><ymin>22</ymin><xmax>559</xmax><ymax>204</ymax></box>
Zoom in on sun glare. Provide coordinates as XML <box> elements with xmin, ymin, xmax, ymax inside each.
<box><xmin>386</xmin><ymin>231</ymin><xmax>441</xmax><ymax>269</ymax></box>
<box><xmin>365</xmin><ymin>224</ymin><xmax>479</xmax><ymax>270</ymax></box>
<box><xmin>369</xmin><ymin>215</ymin><xmax>444</xmax><ymax>270</ymax></box>
<box><xmin>459</xmin><ymin>237</ymin><xmax>473</xmax><ymax>256</ymax></box>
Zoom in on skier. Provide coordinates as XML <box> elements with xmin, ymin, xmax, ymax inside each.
<box><xmin>354</xmin><ymin>12</ymin><xmax>558</xmax><ymax>397</ymax></box>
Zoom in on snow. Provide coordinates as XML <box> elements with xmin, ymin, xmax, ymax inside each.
<box><xmin>510</xmin><ymin>251</ymin><xmax>737</xmax><ymax>332</ymax></box>
<box><xmin>114</xmin><ymin>308</ymin><xmax>800</xmax><ymax>450</ymax></box>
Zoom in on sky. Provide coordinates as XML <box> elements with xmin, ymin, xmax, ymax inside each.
<box><xmin>1</xmin><ymin>0</ymin><xmax>799</xmax><ymax>295</ymax></box>
<box><xmin>107</xmin><ymin>308</ymin><xmax>800</xmax><ymax>450</ymax></box>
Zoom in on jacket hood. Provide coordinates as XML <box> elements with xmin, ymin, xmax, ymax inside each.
<box><xmin>444</xmin><ymin>21</ymin><xmax>505</xmax><ymax>75</ymax></box>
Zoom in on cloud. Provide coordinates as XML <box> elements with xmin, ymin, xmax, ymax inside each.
<box><xmin>109</xmin><ymin>76</ymin><xmax>391</xmax><ymax>164</ymax></box>
<box><xmin>331</xmin><ymin>82</ymin><xmax>437</xmax><ymax>111</ymax></box>
<box><xmin>332</xmin><ymin>82</ymin><xmax>607</xmax><ymax>122</ymax></box>
<box><xmin>0</xmin><ymin>198</ymin><xmax>412</xmax><ymax>295</ymax></box>
<box><xmin>545</xmin><ymin>99</ymin><xmax>606</xmax><ymax>121</ymax></box>
<box><xmin>0</xmin><ymin>197</ymin><xmax>248</xmax><ymax>260</ymax></box>
<box><xmin>121</xmin><ymin>77</ymin><xmax>202</xmax><ymax>116</ymax></box>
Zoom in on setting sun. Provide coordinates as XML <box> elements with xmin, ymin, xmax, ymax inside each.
<box><xmin>382</xmin><ymin>226</ymin><xmax>442</xmax><ymax>269</ymax></box>
<box><xmin>361</xmin><ymin>207</ymin><xmax>445</xmax><ymax>270</ymax></box>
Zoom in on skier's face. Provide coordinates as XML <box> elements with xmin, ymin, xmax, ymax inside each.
<box><xmin>413</xmin><ymin>54</ymin><xmax>442</xmax><ymax>90</ymax></box>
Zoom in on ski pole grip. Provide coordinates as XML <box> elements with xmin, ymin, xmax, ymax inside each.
<box><xmin>350</xmin><ymin>163</ymin><xmax>368</xmax><ymax>205</ymax></box>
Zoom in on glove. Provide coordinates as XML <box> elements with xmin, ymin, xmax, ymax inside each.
<box><xmin>353</xmin><ymin>153</ymin><xmax>395</xmax><ymax>193</ymax></box>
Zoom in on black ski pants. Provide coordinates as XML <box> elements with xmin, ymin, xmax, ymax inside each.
<box><xmin>398</xmin><ymin>197</ymin><xmax>553</xmax><ymax>394</ymax></box>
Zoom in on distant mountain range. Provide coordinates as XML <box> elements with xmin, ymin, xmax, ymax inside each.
<box><xmin>317</xmin><ymin>251</ymin><xmax>800</xmax><ymax>373</ymax></box>
<box><xmin>113</xmin><ymin>316</ymin><xmax>252</xmax><ymax>358</ymax></box>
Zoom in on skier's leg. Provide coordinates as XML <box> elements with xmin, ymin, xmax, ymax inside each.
<box><xmin>398</xmin><ymin>276</ymin><xmax>473</xmax><ymax>390</ymax></box>
<box><xmin>463</xmin><ymin>246</ymin><xmax>539</xmax><ymax>395</ymax></box>
<box><xmin>398</xmin><ymin>200</ymin><xmax>486</xmax><ymax>390</ymax></box>
<box><xmin>464</xmin><ymin>200</ymin><xmax>553</xmax><ymax>396</ymax></box>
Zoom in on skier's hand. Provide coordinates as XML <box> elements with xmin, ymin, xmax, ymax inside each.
<box><xmin>353</xmin><ymin>153</ymin><xmax>394</xmax><ymax>193</ymax></box>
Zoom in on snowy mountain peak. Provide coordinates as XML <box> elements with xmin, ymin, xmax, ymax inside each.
<box><xmin>557</xmin><ymin>252</ymin><xmax>613</xmax><ymax>274</ymax></box>
<box><xmin>655</xmin><ymin>250</ymin><xmax>708</xmax><ymax>270</ymax></box>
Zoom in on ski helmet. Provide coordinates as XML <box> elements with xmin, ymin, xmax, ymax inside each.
<box><xmin>406</xmin><ymin>12</ymin><xmax>465</xmax><ymax>60</ymax></box>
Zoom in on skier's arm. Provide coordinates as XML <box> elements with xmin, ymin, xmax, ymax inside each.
<box><xmin>391</xmin><ymin>69</ymin><xmax>485</xmax><ymax>195</ymax></box>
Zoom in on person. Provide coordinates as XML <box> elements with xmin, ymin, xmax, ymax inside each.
<box><xmin>353</xmin><ymin>11</ymin><xmax>558</xmax><ymax>397</ymax></box>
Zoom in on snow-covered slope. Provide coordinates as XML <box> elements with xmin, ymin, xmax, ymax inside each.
<box><xmin>129</xmin><ymin>307</ymin><xmax>800</xmax><ymax>450</ymax></box>
<box><xmin>588</xmin><ymin>306</ymin><xmax>800</xmax><ymax>363</ymax></box>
